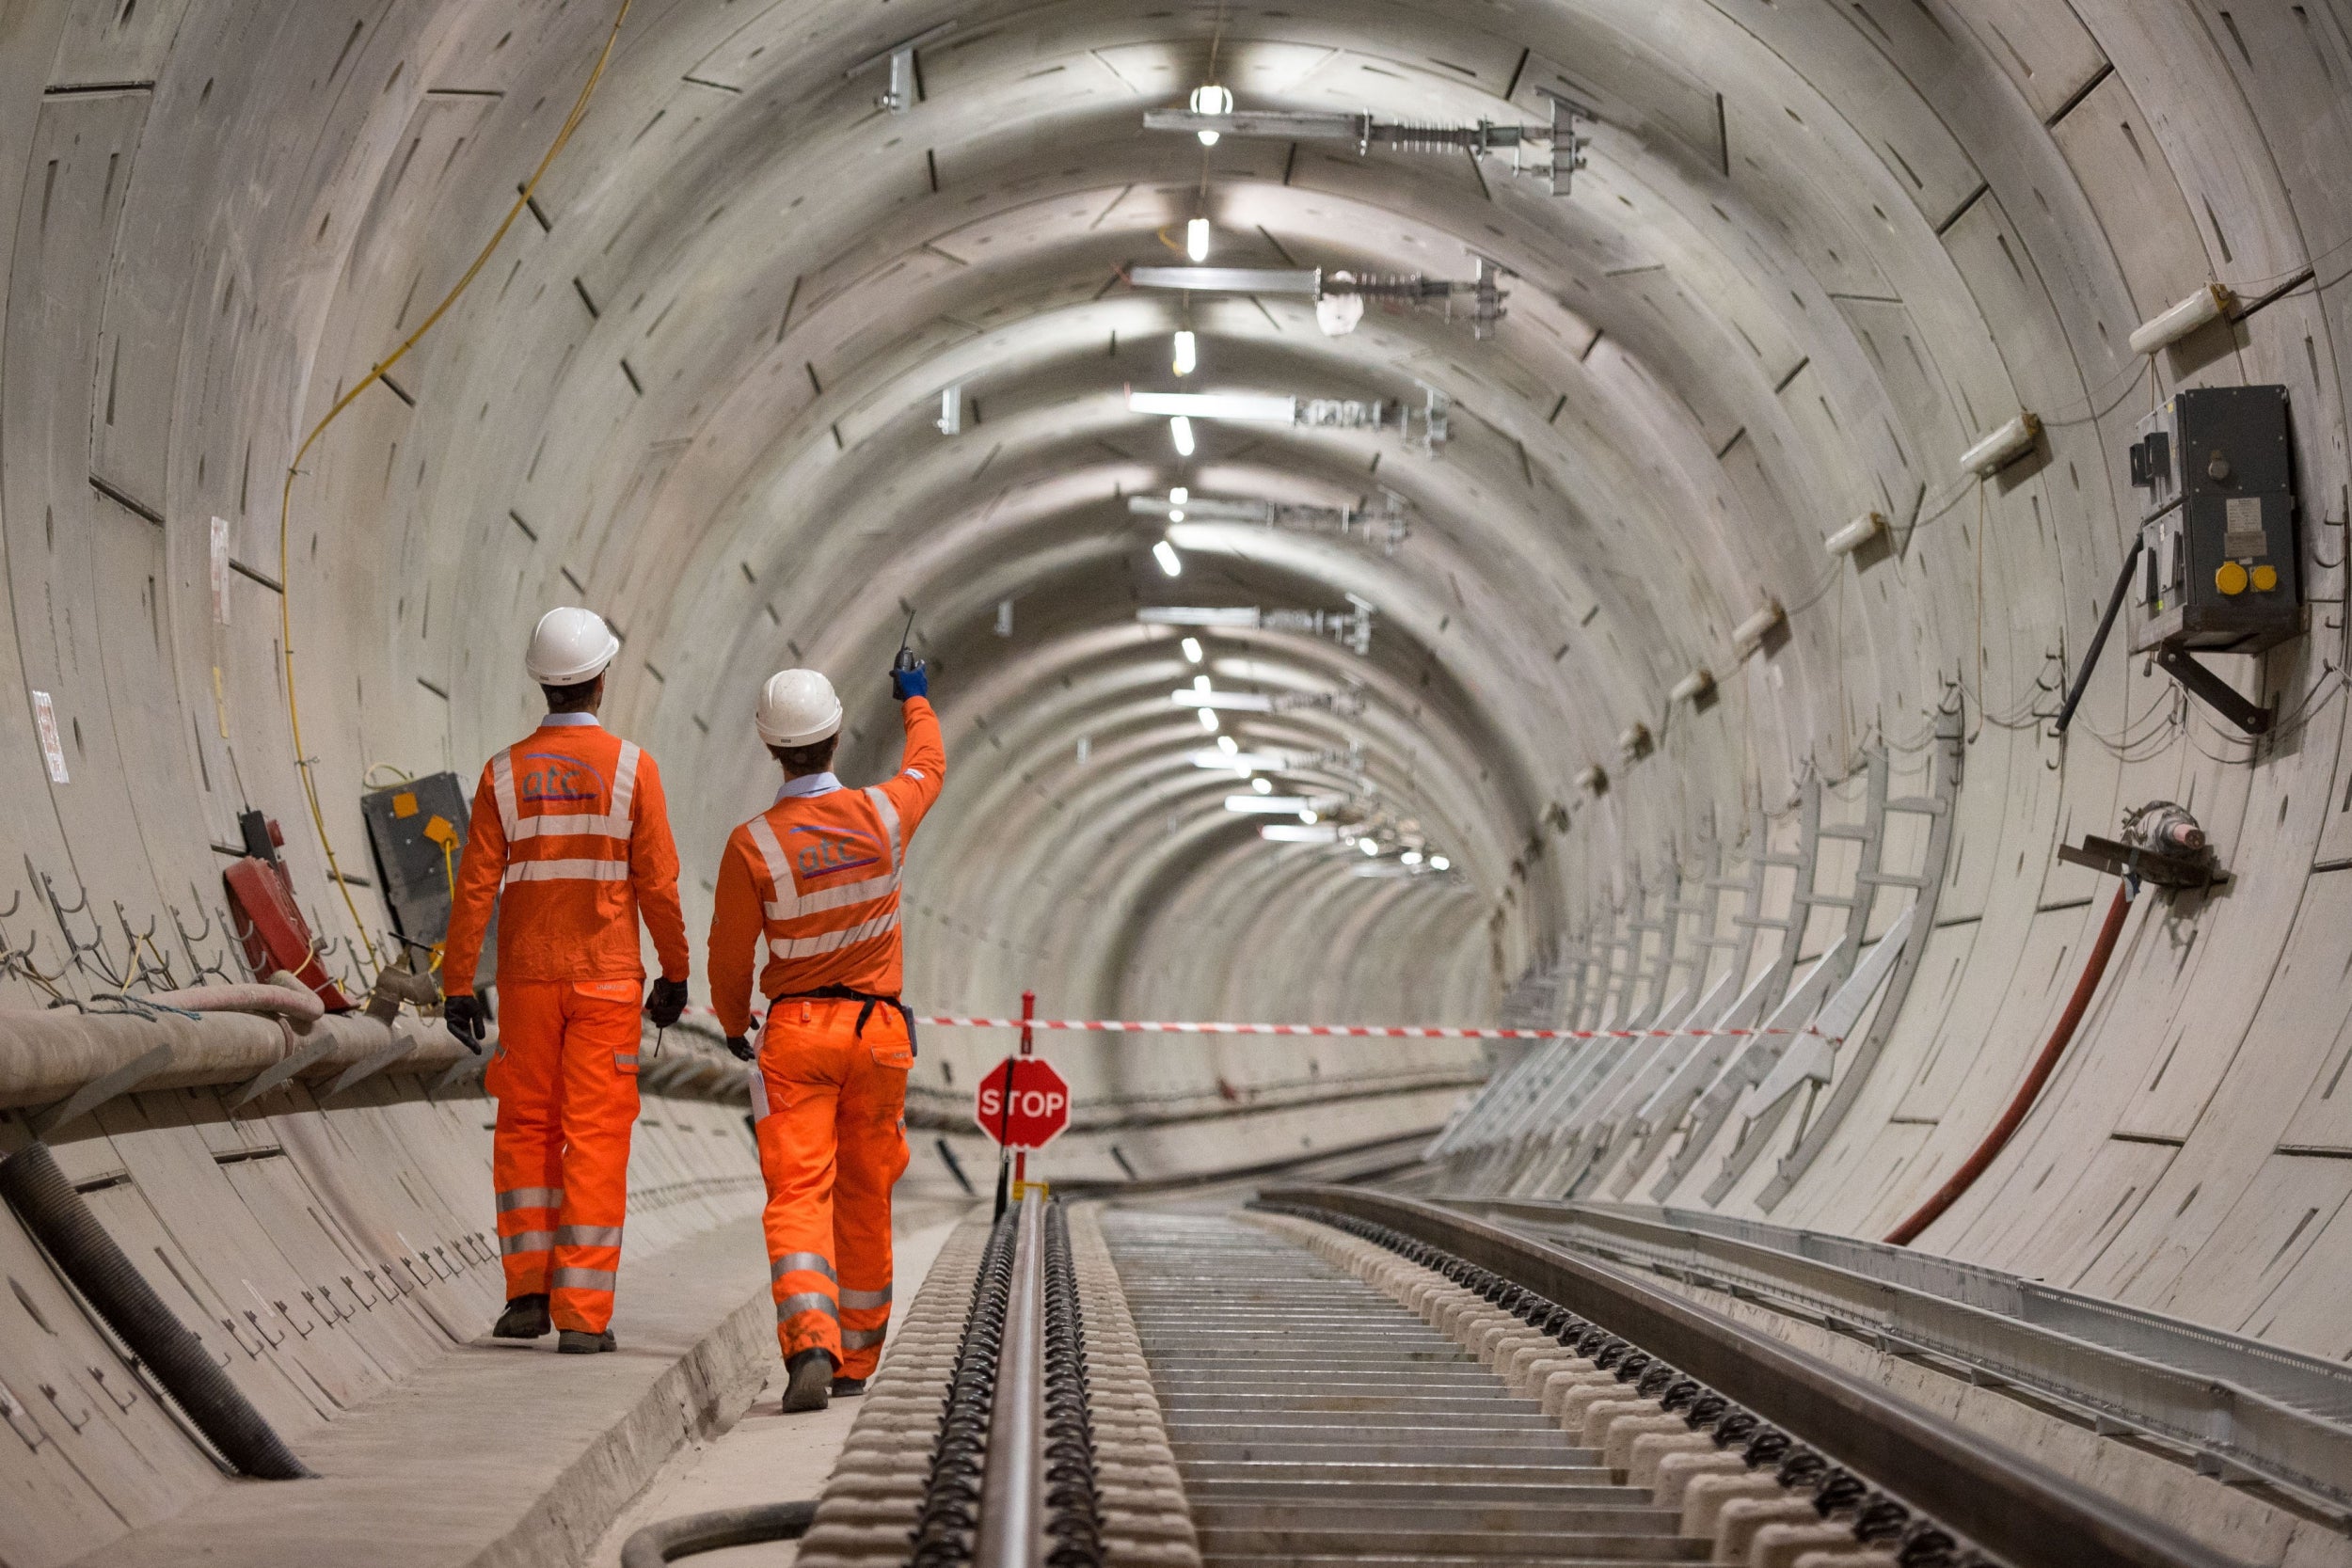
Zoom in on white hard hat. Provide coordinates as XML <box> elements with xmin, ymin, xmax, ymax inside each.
<box><xmin>757</xmin><ymin>669</ymin><xmax>843</xmax><ymax>748</ymax></box>
<box><xmin>525</xmin><ymin>607</ymin><xmax>620</xmax><ymax>686</ymax></box>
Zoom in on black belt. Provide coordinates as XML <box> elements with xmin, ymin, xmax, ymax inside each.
<box><xmin>771</xmin><ymin>986</ymin><xmax>918</xmax><ymax>1057</ymax></box>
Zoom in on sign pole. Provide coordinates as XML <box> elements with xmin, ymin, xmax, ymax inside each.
<box><xmin>1014</xmin><ymin>990</ymin><xmax>1035</xmax><ymax>1195</ymax></box>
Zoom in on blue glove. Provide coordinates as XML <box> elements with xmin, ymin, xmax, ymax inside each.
<box><xmin>892</xmin><ymin>661</ymin><xmax>929</xmax><ymax>701</ymax></box>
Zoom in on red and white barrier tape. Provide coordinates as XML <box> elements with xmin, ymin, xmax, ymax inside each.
<box><xmin>686</xmin><ymin>1004</ymin><xmax>1824</xmax><ymax>1044</ymax></box>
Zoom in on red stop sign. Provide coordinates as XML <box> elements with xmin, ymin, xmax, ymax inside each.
<box><xmin>974</xmin><ymin>1056</ymin><xmax>1071</xmax><ymax>1149</ymax></box>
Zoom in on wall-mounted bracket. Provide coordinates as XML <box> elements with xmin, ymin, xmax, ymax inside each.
<box><xmin>844</xmin><ymin>21</ymin><xmax>957</xmax><ymax>114</ymax></box>
<box><xmin>2057</xmin><ymin>833</ymin><xmax>2229</xmax><ymax>892</ymax></box>
<box><xmin>2153</xmin><ymin>642</ymin><xmax>2272</xmax><ymax>735</ymax></box>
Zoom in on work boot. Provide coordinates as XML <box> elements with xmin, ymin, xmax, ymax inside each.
<box><xmin>557</xmin><ymin>1328</ymin><xmax>617</xmax><ymax>1354</ymax></box>
<box><xmin>493</xmin><ymin>1294</ymin><xmax>550</xmax><ymax>1338</ymax></box>
<box><xmin>831</xmin><ymin>1375</ymin><xmax>866</xmax><ymax>1398</ymax></box>
<box><xmin>783</xmin><ymin>1349</ymin><xmax>834</xmax><ymax>1412</ymax></box>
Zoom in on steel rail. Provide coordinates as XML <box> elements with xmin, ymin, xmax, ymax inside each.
<box><xmin>975</xmin><ymin>1190</ymin><xmax>1048</xmax><ymax>1568</ymax></box>
<box><xmin>1267</xmin><ymin>1184</ymin><xmax>2249</xmax><ymax>1568</ymax></box>
<box><xmin>1454</xmin><ymin>1194</ymin><xmax>2352</xmax><ymax>1517</ymax></box>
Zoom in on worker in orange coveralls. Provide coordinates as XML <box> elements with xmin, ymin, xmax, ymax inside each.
<box><xmin>707</xmin><ymin>656</ymin><xmax>943</xmax><ymax>1412</ymax></box>
<box><xmin>441</xmin><ymin>607</ymin><xmax>691</xmax><ymax>1354</ymax></box>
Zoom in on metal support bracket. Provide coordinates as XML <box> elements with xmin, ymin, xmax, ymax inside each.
<box><xmin>230</xmin><ymin>1022</ymin><xmax>339</xmax><ymax>1111</ymax></box>
<box><xmin>321</xmin><ymin>1034</ymin><xmax>416</xmax><ymax>1101</ymax></box>
<box><xmin>31</xmin><ymin>1042</ymin><xmax>172</xmax><ymax>1137</ymax></box>
<box><xmin>2154</xmin><ymin>642</ymin><xmax>2272</xmax><ymax>735</ymax></box>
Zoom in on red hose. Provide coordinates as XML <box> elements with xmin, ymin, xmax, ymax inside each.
<box><xmin>1883</xmin><ymin>881</ymin><xmax>2136</xmax><ymax>1246</ymax></box>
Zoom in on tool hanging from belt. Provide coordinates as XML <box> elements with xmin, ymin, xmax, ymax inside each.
<box><xmin>773</xmin><ymin>986</ymin><xmax>919</xmax><ymax>1057</ymax></box>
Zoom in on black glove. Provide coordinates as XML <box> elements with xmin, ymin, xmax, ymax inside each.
<box><xmin>646</xmin><ymin>976</ymin><xmax>689</xmax><ymax>1029</ymax></box>
<box><xmin>891</xmin><ymin>660</ymin><xmax>928</xmax><ymax>701</ymax></box>
<box><xmin>445</xmin><ymin>994</ymin><xmax>487</xmax><ymax>1054</ymax></box>
<box><xmin>726</xmin><ymin>1035</ymin><xmax>755</xmax><ymax>1063</ymax></box>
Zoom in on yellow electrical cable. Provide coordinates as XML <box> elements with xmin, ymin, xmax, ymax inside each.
<box><xmin>276</xmin><ymin>0</ymin><xmax>634</xmax><ymax>973</ymax></box>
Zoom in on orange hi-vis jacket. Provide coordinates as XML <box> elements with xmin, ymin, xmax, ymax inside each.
<box><xmin>443</xmin><ymin>716</ymin><xmax>691</xmax><ymax>991</ymax></box>
<box><xmin>708</xmin><ymin>697</ymin><xmax>946</xmax><ymax>1036</ymax></box>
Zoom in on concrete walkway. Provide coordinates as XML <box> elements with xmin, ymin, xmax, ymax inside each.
<box><xmin>586</xmin><ymin>1206</ymin><xmax>969</xmax><ymax>1567</ymax></box>
<box><xmin>81</xmin><ymin>1215</ymin><xmax>778</xmax><ymax>1568</ymax></box>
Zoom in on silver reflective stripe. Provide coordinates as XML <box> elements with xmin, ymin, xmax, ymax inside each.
<box><xmin>500</xmin><ymin>1229</ymin><xmax>554</xmax><ymax>1255</ymax></box>
<box><xmin>763</xmin><ymin>867</ymin><xmax>898</xmax><ymax>922</ymax></box>
<box><xmin>556</xmin><ymin>1226</ymin><xmax>624</xmax><ymax>1248</ymax></box>
<box><xmin>775</xmin><ymin>1291</ymin><xmax>839</xmax><ymax>1322</ymax></box>
<box><xmin>502</xmin><ymin>859</ymin><xmax>631</xmax><ymax>884</ymax></box>
<box><xmin>490</xmin><ymin>751</ymin><xmax>519</xmax><ymax>838</ymax></box>
<box><xmin>840</xmin><ymin>1283</ymin><xmax>891</xmax><ymax>1309</ymax></box>
<box><xmin>865</xmin><ymin>786</ymin><xmax>901</xmax><ymax>869</ymax></box>
<box><xmin>768</xmin><ymin>910</ymin><xmax>899</xmax><ymax>962</ymax></box>
<box><xmin>746</xmin><ymin>815</ymin><xmax>794</xmax><ymax>899</ymax></box>
<box><xmin>552</xmin><ymin>1267</ymin><xmax>616</xmax><ymax>1291</ymax></box>
<box><xmin>771</xmin><ymin>1251</ymin><xmax>837</xmax><ymax>1282</ymax></box>
<box><xmin>498</xmin><ymin>1187</ymin><xmax>564</xmax><ymax>1212</ymax></box>
<box><xmin>842</xmin><ymin>1326</ymin><xmax>886</xmax><ymax>1349</ymax></box>
<box><xmin>613</xmin><ymin>1052</ymin><xmax>638</xmax><ymax>1069</ymax></box>
<box><xmin>509</xmin><ymin>811</ymin><xmax>630</xmax><ymax>841</ymax></box>
<box><xmin>612</xmin><ymin>741</ymin><xmax>642</xmax><ymax>822</ymax></box>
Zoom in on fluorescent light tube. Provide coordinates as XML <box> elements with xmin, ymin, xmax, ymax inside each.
<box><xmin>1153</xmin><ymin>540</ymin><xmax>1183</xmax><ymax>577</ymax></box>
<box><xmin>1180</xmin><ymin>636</ymin><xmax>1203</xmax><ymax>663</ymax></box>
<box><xmin>1262</xmin><ymin>823</ymin><xmax>1338</xmax><ymax>843</ymax></box>
<box><xmin>1169</xmin><ymin>415</ymin><xmax>1195</xmax><ymax>456</ymax></box>
<box><xmin>1226</xmin><ymin>795</ymin><xmax>1311</xmax><ymax>813</ymax></box>
<box><xmin>1670</xmin><ymin>667</ymin><xmax>1714</xmax><ymax>705</ymax></box>
<box><xmin>1170</xmin><ymin>690</ymin><xmax>1276</xmax><ymax>711</ymax></box>
<box><xmin>1173</xmin><ymin>330</ymin><xmax>1197</xmax><ymax>375</ymax></box>
<box><xmin>1186</xmin><ymin>217</ymin><xmax>1211</xmax><ymax>261</ymax></box>
<box><xmin>1733</xmin><ymin>599</ymin><xmax>1785</xmax><ymax>655</ymax></box>
<box><xmin>1131</xmin><ymin>390</ymin><xmax>1299</xmax><ymax>422</ymax></box>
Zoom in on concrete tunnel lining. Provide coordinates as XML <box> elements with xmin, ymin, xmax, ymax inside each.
<box><xmin>3</xmin><ymin>0</ymin><xmax>2352</xmax><ymax>1560</ymax></box>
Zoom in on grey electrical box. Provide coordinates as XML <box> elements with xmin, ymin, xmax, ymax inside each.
<box><xmin>2128</xmin><ymin>385</ymin><xmax>2299</xmax><ymax>655</ymax></box>
<box><xmin>361</xmin><ymin>771</ymin><xmax>492</xmax><ymax>983</ymax></box>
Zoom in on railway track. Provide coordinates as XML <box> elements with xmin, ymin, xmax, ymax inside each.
<box><xmin>793</xmin><ymin>1187</ymin><xmax>2253</xmax><ymax>1568</ymax></box>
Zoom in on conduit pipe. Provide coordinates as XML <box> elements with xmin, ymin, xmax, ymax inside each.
<box><xmin>1883</xmin><ymin>881</ymin><xmax>2137</xmax><ymax>1246</ymax></box>
<box><xmin>619</xmin><ymin>1501</ymin><xmax>816</xmax><ymax>1566</ymax></box>
<box><xmin>0</xmin><ymin>1141</ymin><xmax>312</xmax><ymax>1478</ymax></box>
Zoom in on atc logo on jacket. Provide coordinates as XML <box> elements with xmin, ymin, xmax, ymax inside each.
<box><xmin>518</xmin><ymin>752</ymin><xmax>608</xmax><ymax>806</ymax></box>
<box><xmin>787</xmin><ymin>823</ymin><xmax>882</xmax><ymax>880</ymax></box>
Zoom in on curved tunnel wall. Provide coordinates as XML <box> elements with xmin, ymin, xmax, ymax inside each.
<box><xmin>0</xmin><ymin>0</ymin><xmax>2347</xmax><ymax>1360</ymax></box>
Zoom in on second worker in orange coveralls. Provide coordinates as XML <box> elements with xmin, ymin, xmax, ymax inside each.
<box><xmin>442</xmin><ymin>607</ymin><xmax>692</xmax><ymax>1355</ymax></box>
<box><xmin>707</xmin><ymin>655</ymin><xmax>944</xmax><ymax>1413</ymax></box>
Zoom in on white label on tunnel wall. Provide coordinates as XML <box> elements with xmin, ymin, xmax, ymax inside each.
<box><xmin>31</xmin><ymin>690</ymin><xmax>67</xmax><ymax>783</ymax></box>
<box><xmin>210</xmin><ymin>515</ymin><xmax>231</xmax><ymax>624</ymax></box>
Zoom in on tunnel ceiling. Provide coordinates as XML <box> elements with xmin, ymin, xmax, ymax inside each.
<box><xmin>7</xmin><ymin>0</ymin><xmax>2351</xmax><ymax>1183</ymax></box>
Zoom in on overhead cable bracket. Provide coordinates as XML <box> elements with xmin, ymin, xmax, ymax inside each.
<box><xmin>844</xmin><ymin>21</ymin><xmax>957</xmax><ymax>114</ymax></box>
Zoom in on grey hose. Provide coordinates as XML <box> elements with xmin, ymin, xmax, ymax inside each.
<box><xmin>620</xmin><ymin>1500</ymin><xmax>818</xmax><ymax>1567</ymax></box>
<box><xmin>0</xmin><ymin>1140</ymin><xmax>311</xmax><ymax>1478</ymax></box>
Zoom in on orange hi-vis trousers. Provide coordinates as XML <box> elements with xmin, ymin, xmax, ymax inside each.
<box><xmin>486</xmin><ymin>978</ymin><xmax>644</xmax><ymax>1334</ymax></box>
<box><xmin>752</xmin><ymin>996</ymin><xmax>912</xmax><ymax>1378</ymax></box>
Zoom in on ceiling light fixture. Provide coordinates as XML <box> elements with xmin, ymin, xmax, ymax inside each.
<box><xmin>1168</xmin><ymin>415</ymin><xmax>1195</xmax><ymax>456</ymax></box>
<box><xmin>1401</xmin><ymin>849</ymin><xmax>1422</xmax><ymax>865</ymax></box>
<box><xmin>1198</xmin><ymin>707</ymin><xmax>1219</xmax><ymax>733</ymax></box>
<box><xmin>1131</xmin><ymin>488</ymin><xmax>1414</xmax><ymax>555</ymax></box>
<box><xmin>1263</xmin><ymin>823</ymin><xmax>1338</xmax><ymax>843</ymax></box>
<box><xmin>1215</xmin><ymin>735</ymin><xmax>1238</xmax><ymax>756</ymax></box>
<box><xmin>1145</xmin><ymin>90</ymin><xmax>1592</xmax><ymax>195</ymax></box>
<box><xmin>1226</xmin><ymin>795</ymin><xmax>1313</xmax><ymax>814</ymax></box>
<box><xmin>1430</xmin><ymin>854</ymin><xmax>1450</xmax><ymax>871</ymax></box>
<box><xmin>1138</xmin><ymin>597</ymin><xmax>1377</xmax><ymax>657</ymax></box>
<box><xmin>1185</xmin><ymin>216</ymin><xmax>1211</xmax><ymax>262</ymax></box>
<box><xmin>1251</xmin><ymin>777</ymin><xmax>1273</xmax><ymax>795</ymax></box>
<box><xmin>1359</xmin><ymin>837</ymin><xmax>1381</xmax><ymax>856</ymax></box>
<box><xmin>1181</xmin><ymin>636</ymin><xmax>1203</xmax><ymax>664</ymax></box>
<box><xmin>1153</xmin><ymin>540</ymin><xmax>1184</xmax><ymax>577</ymax></box>
<box><xmin>1129</xmin><ymin>260</ymin><xmax>1511</xmax><ymax>340</ymax></box>
<box><xmin>1127</xmin><ymin>385</ymin><xmax>1450</xmax><ymax>451</ymax></box>
<box><xmin>1300</xmin><ymin>810</ymin><xmax>1319</xmax><ymax>825</ymax></box>
<box><xmin>1173</xmin><ymin>329</ymin><xmax>1197</xmax><ymax>375</ymax></box>
<box><xmin>1669</xmin><ymin>667</ymin><xmax>1715</xmax><ymax>705</ymax></box>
